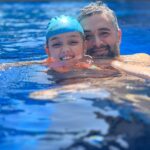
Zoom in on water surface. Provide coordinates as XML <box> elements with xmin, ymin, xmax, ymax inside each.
<box><xmin>0</xmin><ymin>1</ymin><xmax>150</xmax><ymax>150</ymax></box>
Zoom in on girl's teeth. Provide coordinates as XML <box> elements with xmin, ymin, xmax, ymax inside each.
<box><xmin>62</xmin><ymin>56</ymin><xmax>73</xmax><ymax>60</ymax></box>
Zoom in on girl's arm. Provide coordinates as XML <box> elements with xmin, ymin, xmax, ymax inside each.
<box><xmin>0</xmin><ymin>60</ymin><xmax>44</xmax><ymax>70</ymax></box>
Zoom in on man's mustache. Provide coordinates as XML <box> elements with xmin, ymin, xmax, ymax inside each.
<box><xmin>86</xmin><ymin>45</ymin><xmax>115</xmax><ymax>58</ymax></box>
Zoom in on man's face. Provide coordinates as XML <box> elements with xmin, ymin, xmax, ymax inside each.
<box><xmin>80</xmin><ymin>14</ymin><xmax>121</xmax><ymax>58</ymax></box>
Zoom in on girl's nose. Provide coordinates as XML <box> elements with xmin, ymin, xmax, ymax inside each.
<box><xmin>61</xmin><ymin>45</ymin><xmax>71</xmax><ymax>53</ymax></box>
<box><xmin>59</xmin><ymin>45</ymin><xmax>72</xmax><ymax>58</ymax></box>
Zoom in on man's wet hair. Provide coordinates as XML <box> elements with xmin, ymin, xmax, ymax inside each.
<box><xmin>78</xmin><ymin>1</ymin><xmax>119</xmax><ymax>30</ymax></box>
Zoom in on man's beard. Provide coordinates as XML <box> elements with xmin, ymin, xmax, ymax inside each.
<box><xmin>86</xmin><ymin>44</ymin><xmax>118</xmax><ymax>59</ymax></box>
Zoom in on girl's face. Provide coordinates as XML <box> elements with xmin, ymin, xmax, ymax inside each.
<box><xmin>46</xmin><ymin>32</ymin><xmax>86</xmax><ymax>62</ymax></box>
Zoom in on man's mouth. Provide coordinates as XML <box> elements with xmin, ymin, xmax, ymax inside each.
<box><xmin>87</xmin><ymin>47</ymin><xmax>108</xmax><ymax>55</ymax></box>
<box><xmin>87</xmin><ymin>46</ymin><xmax>115</xmax><ymax>58</ymax></box>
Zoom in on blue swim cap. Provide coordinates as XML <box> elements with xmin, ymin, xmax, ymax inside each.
<box><xmin>46</xmin><ymin>15</ymin><xmax>84</xmax><ymax>40</ymax></box>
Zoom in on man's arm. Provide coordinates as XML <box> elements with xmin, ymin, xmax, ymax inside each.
<box><xmin>111</xmin><ymin>60</ymin><xmax>150</xmax><ymax>80</ymax></box>
<box><xmin>120</xmin><ymin>53</ymin><xmax>150</xmax><ymax>65</ymax></box>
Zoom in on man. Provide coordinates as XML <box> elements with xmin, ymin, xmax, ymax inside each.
<box><xmin>78</xmin><ymin>1</ymin><xmax>150</xmax><ymax>79</ymax></box>
<box><xmin>78</xmin><ymin>1</ymin><xmax>121</xmax><ymax>59</ymax></box>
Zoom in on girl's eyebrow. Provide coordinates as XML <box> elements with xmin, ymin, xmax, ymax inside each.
<box><xmin>67</xmin><ymin>34</ymin><xmax>80</xmax><ymax>38</ymax></box>
<box><xmin>50</xmin><ymin>37</ymin><xmax>60</xmax><ymax>41</ymax></box>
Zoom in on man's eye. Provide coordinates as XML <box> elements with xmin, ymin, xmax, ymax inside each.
<box><xmin>51</xmin><ymin>43</ymin><xmax>62</xmax><ymax>48</ymax></box>
<box><xmin>85</xmin><ymin>35</ymin><xmax>94</xmax><ymax>40</ymax></box>
<box><xmin>99</xmin><ymin>32</ymin><xmax>109</xmax><ymax>37</ymax></box>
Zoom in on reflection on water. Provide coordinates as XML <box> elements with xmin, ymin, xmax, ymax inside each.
<box><xmin>0</xmin><ymin>1</ymin><xmax>150</xmax><ymax>150</ymax></box>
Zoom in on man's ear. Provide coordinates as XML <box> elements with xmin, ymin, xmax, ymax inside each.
<box><xmin>118</xmin><ymin>29</ymin><xmax>122</xmax><ymax>44</ymax></box>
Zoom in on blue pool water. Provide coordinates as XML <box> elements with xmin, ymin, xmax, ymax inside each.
<box><xmin>0</xmin><ymin>1</ymin><xmax>150</xmax><ymax>150</ymax></box>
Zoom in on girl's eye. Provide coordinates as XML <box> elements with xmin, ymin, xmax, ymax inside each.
<box><xmin>69</xmin><ymin>41</ymin><xmax>79</xmax><ymax>45</ymax></box>
<box><xmin>51</xmin><ymin>43</ymin><xmax>62</xmax><ymax>48</ymax></box>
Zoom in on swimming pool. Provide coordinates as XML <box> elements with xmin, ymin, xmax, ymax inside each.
<box><xmin>0</xmin><ymin>1</ymin><xmax>150</xmax><ymax>150</ymax></box>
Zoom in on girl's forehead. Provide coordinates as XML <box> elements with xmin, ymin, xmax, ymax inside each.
<box><xmin>49</xmin><ymin>32</ymin><xmax>83</xmax><ymax>41</ymax></box>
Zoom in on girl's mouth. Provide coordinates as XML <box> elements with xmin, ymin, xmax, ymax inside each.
<box><xmin>60</xmin><ymin>55</ymin><xmax>75</xmax><ymax>61</ymax></box>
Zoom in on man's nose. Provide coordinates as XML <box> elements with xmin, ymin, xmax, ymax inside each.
<box><xmin>93</xmin><ymin>35</ymin><xmax>103</xmax><ymax>47</ymax></box>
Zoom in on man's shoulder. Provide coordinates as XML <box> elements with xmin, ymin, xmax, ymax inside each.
<box><xmin>120</xmin><ymin>53</ymin><xmax>150</xmax><ymax>63</ymax></box>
